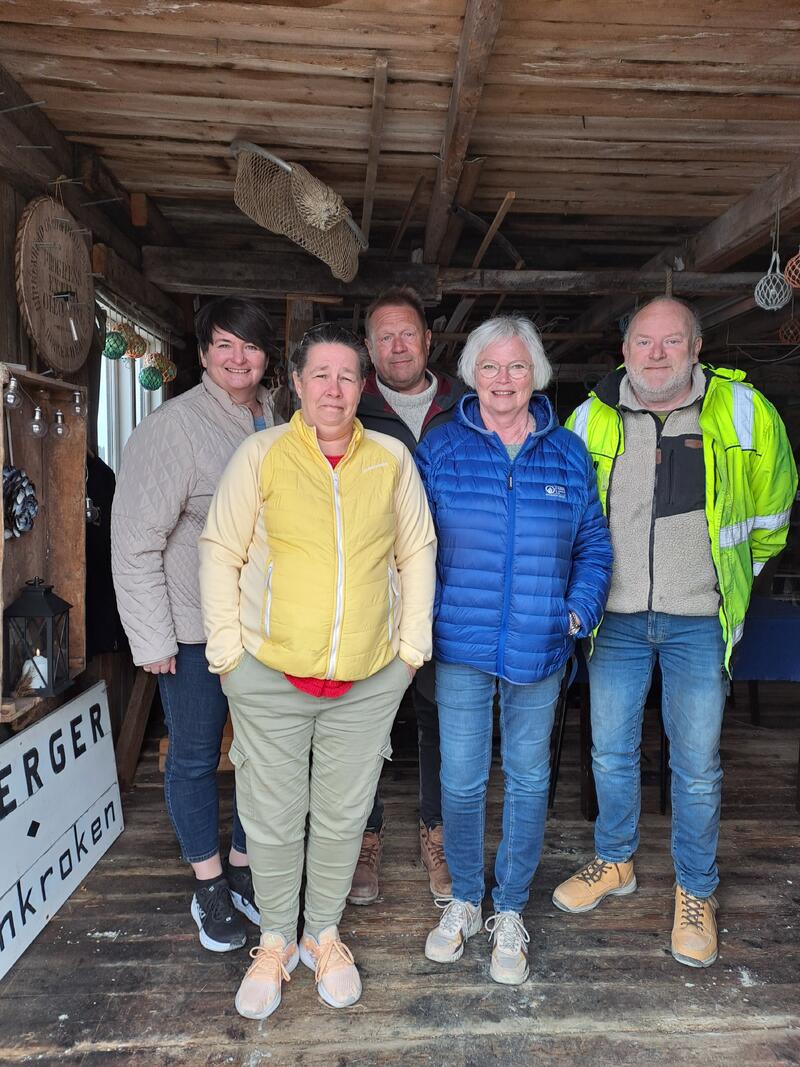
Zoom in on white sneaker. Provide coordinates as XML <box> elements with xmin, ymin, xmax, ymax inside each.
<box><xmin>424</xmin><ymin>898</ymin><xmax>482</xmax><ymax>963</ymax></box>
<box><xmin>485</xmin><ymin>911</ymin><xmax>530</xmax><ymax>985</ymax></box>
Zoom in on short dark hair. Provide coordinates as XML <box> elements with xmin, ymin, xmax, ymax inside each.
<box><xmin>194</xmin><ymin>297</ymin><xmax>272</xmax><ymax>354</ymax></box>
<box><xmin>365</xmin><ymin>287</ymin><xmax>428</xmax><ymax>339</ymax></box>
<box><xmin>290</xmin><ymin>322</ymin><xmax>370</xmax><ymax>379</ymax></box>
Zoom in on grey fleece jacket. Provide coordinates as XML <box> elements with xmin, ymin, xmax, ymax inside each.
<box><xmin>606</xmin><ymin>366</ymin><xmax>719</xmax><ymax>616</ymax></box>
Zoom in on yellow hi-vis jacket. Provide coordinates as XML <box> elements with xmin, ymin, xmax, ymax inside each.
<box><xmin>567</xmin><ymin>366</ymin><xmax>798</xmax><ymax>669</ymax></box>
<box><xmin>199</xmin><ymin>412</ymin><xmax>436</xmax><ymax>679</ymax></box>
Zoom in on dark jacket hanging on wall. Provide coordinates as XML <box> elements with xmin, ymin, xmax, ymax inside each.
<box><xmin>86</xmin><ymin>453</ymin><xmax>127</xmax><ymax>657</ymax></box>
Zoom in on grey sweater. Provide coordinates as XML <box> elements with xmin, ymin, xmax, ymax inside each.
<box><xmin>606</xmin><ymin>367</ymin><xmax>719</xmax><ymax>616</ymax></box>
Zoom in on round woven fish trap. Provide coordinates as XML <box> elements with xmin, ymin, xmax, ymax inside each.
<box><xmin>233</xmin><ymin>149</ymin><xmax>364</xmax><ymax>282</ymax></box>
<box><xmin>778</xmin><ymin>318</ymin><xmax>800</xmax><ymax>345</ymax></box>
<box><xmin>784</xmin><ymin>248</ymin><xmax>800</xmax><ymax>289</ymax></box>
<box><xmin>754</xmin><ymin>252</ymin><xmax>792</xmax><ymax>310</ymax></box>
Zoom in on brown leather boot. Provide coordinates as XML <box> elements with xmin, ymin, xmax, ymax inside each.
<box><xmin>419</xmin><ymin>821</ymin><xmax>452</xmax><ymax>898</ymax></box>
<box><xmin>346</xmin><ymin>828</ymin><xmax>383</xmax><ymax>905</ymax></box>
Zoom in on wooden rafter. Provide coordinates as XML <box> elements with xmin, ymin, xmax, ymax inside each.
<box><xmin>0</xmin><ymin>64</ymin><xmax>178</xmax><ymax>265</ymax></box>
<box><xmin>437</xmin><ymin>157</ymin><xmax>485</xmax><ymax>267</ymax></box>
<box><xmin>432</xmin><ymin>190</ymin><xmax>516</xmax><ymax>360</ymax></box>
<box><xmin>387</xmin><ymin>174</ymin><xmax>425</xmax><ymax>260</ymax></box>
<box><xmin>360</xmin><ymin>54</ymin><xmax>389</xmax><ymax>244</ymax></box>
<box><xmin>422</xmin><ymin>0</ymin><xmax>503</xmax><ymax>264</ymax></box>
<box><xmin>143</xmin><ymin>246</ymin><xmax>762</xmax><ymax>301</ymax></box>
<box><xmin>553</xmin><ymin>153</ymin><xmax>800</xmax><ymax>358</ymax></box>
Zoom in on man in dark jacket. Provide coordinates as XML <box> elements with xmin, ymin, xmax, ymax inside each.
<box><xmin>346</xmin><ymin>286</ymin><xmax>466</xmax><ymax>906</ymax></box>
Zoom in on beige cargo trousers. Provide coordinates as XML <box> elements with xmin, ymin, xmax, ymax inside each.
<box><xmin>223</xmin><ymin>651</ymin><xmax>410</xmax><ymax>942</ymax></box>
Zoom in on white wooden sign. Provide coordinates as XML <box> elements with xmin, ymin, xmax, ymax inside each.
<box><xmin>0</xmin><ymin>682</ymin><xmax>123</xmax><ymax>979</ymax></box>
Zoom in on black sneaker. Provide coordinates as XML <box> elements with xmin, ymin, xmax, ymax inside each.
<box><xmin>190</xmin><ymin>878</ymin><xmax>247</xmax><ymax>952</ymax></box>
<box><xmin>225</xmin><ymin>862</ymin><xmax>260</xmax><ymax>925</ymax></box>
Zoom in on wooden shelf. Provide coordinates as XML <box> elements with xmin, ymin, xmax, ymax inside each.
<box><xmin>1</xmin><ymin>365</ymin><xmax>87</xmax><ymax>709</ymax></box>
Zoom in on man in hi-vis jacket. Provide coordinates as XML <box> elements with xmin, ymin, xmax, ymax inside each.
<box><xmin>553</xmin><ymin>296</ymin><xmax>797</xmax><ymax>968</ymax></box>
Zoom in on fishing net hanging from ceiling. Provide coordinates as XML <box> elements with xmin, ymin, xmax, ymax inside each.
<box><xmin>232</xmin><ymin>141</ymin><xmax>367</xmax><ymax>283</ymax></box>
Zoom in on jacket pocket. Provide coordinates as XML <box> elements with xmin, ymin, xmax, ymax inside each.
<box><xmin>387</xmin><ymin>565</ymin><xmax>400</xmax><ymax>640</ymax></box>
<box><xmin>262</xmin><ymin>561</ymin><xmax>274</xmax><ymax>639</ymax></box>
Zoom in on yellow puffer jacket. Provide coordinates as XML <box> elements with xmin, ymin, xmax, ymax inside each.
<box><xmin>199</xmin><ymin>412</ymin><xmax>436</xmax><ymax>679</ymax></box>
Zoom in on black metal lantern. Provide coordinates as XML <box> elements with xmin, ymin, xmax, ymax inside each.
<box><xmin>3</xmin><ymin>577</ymin><xmax>71</xmax><ymax>698</ymax></box>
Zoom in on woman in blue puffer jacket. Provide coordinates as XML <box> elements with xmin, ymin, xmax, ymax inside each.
<box><xmin>416</xmin><ymin>314</ymin><xmax>612</xmax><ymax>985</ymax></box>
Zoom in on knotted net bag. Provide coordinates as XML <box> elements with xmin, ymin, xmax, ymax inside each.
<box><xmin>233</xmin><ymin>143</ymin><xmax>366</xmax><ymax>282</ymax></box>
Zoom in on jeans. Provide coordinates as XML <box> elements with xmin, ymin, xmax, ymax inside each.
<box><xmin>159</xmin><ymin>642</ymin><xmax>246</xmax><ymax>863</ymax></box>
<box><xmin>365</xmin><ymin>671</ymin><xmax>443</xmax><ymax>832</ymax></box>
<box><xmin>589</xmin><ymin>612</ymin><xmax>727</xmax><ymax>898</ymax></box>
<box><xmin>436</xmin><ymin>660</ymin><xmax>564</xmax><ymax>913</ymax></box>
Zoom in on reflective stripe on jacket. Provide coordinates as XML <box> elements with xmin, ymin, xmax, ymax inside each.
<box><xmin>567</xmin><ymin>365</ymin><xmax>798</xmax><ymax>667</ymax></box>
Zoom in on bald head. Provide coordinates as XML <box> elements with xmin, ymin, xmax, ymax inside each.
<box><xmin>622</xmin><ymin>297</ymin><xmax>703</xmax><ymax>411</ymax></box>
<box><xmin>624</xmin><ymin>297</ymin><xmax>702</xmax><ymax>346</ymax></box>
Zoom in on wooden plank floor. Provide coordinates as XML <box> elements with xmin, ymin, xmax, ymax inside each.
<box><xmin>2</xmin><ymin>683</ymin><xmax>799</xmax><ymax>1065</ymax></box>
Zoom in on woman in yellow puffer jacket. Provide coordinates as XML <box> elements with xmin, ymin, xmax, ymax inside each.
<box><xmin>199</xmin><ymin>322</ymin><xmax>436</xmax><ymax>1023</ymax></box>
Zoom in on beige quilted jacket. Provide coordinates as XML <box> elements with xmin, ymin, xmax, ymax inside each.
<box><xmin>111</xmin><ymin>373</ymin><xmax>276</xmax><ymax>666</ymax></box>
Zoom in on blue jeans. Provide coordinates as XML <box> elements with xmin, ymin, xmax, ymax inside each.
<box><xmin>436</xmin><ymin>660</ymin><xmax>564</xmax><ymax>913</ymax></box>
<box><xmin>159</xmin><ymin>642</ymin><xmax>246</xmax><ymax>863</ymax></box>
<box><xmin>365</xmin><ymin>674</ymin><xmax>443</xmax><ymax>832</ymax></box>
<box><xmin>589</xmin><ymin>612</ymin><xmax>727</xmax><ymax>898</ymax></box>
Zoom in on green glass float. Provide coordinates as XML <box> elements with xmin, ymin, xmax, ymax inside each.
<box><xmin>138</xmin><ymin>365</ymin><xmax>164</xmax><ymax>390</ymax></box>
<box><xmin>103</xmin><ymin>330</ymin><xmax>127</xmax><ymax>360</ymax></box>
<box><xmin>139</xmin><ymin>351</ymin><xmax>164</xmax><ymax>391</ymax></box>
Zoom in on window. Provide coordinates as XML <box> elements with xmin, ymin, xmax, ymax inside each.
<box><xmin>96</xmin><ymin>296</ymin><xmax>169</xmax><ymax>473</ymax></box>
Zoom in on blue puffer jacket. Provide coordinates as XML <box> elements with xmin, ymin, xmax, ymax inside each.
<box><xmin>415</xmin><ymin>393</ymin><xmax>613</xmax><ymax>684</ymax></box>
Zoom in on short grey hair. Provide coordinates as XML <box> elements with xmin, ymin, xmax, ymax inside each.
<box><xmin>623</xmin><ymin>297</ymin><xmax>703</xmax><ymax>345</ymax></box>
<box><xmin>457</xmin><ymin>315</ymin><xmax>552</xmax><ymax>391</ymax></box>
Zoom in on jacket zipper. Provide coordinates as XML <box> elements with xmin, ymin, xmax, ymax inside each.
<box><xmin>326</xmin><ymin>466</ymin><xmax>346</xmax><ymax>679</ymax></box>
<box><xmin>647</xmin><ymin>414</ymin><xmax>665</xmax><ymax>612</ymax></box>
<box><xmin>263</xmin><ymin>562</ymin><xmax>273</xmax><ymax>638</ymax></box>
<box><xmin>496</xmin><ymin>464</ymin><xmax>517</xmax><ymax>674</ymax></box>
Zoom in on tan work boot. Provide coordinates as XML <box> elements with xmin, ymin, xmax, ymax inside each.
<box><xmin>552</xmin><ymin>855</ymin><xmax>636</xmax><ymax>913</ymax></box>
<box><xmin>419</xmin><ymin>821</ymin><xmax>452</xmax><ymax>897</ymax></box>
<box><xmin>234</xmin><ymin>931</ymin><xmax>299</xmax><ymax>1020</ymax></box>
<box><xmin>346</xmin><ymin>827</ymin><xmax>383</xmax><ymax>905</ymax></box>
<box><xmin>671</xmin><ymin>885</ymin><xmax>718</xmax><ymax>967</ymax></box>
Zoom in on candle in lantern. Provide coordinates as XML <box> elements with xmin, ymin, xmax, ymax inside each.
<box><xmin>21</xmin><ymin>649</ymin><xmax>48</xmax><ymax>690</ymax></box>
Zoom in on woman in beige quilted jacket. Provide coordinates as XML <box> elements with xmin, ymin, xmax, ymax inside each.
<box><xmin>111</xmin><ymin>297</ymin><xmax>276</xmax><ymax>954</ymax></box>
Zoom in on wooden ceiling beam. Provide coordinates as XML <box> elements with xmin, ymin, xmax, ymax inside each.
<box><xmin>143</xmin><ymin>247</ymin><xmax>441</xmax><ymax>302</ymax></box>
<box><xmin>360</xmin><ymin>54</ymin><xmax>388</xmax><ymax>245</ymax></box>
<box><xmin>0</xmin><ymin>114</ymin><xmax>142</xmax><ymax>267</ymax></box>
<box><xmin>432</xmin><ymin>190</ymin><xmax>517</xmax><ymax>361</ymax></box>
<box><xmin>552</xmin><ymin>153</ymin><xmax>800</xmax><ymax>357</ymax></box>
<box><xmin>91</xmin><ymin>243</ymin><xmax>185</xmax><ymax>336</ymax></box>
<box><xmin>387</xmin><ymin>174</ymin><xmax>425</xmax><ymax>260</ymax></box>
<box><xmin>284</xmin><ymin>297</ymin><xmax>314</xmax><ymax>363</ymax></box>
<box><xmin>143</xmin><ymin>246</ymin><xmax>760</xmax><ymax>301</ymax></box>
<box><xmin>422</xmin><ymin>0</ymin><xmax>503</xmax><ymax>264</ymax></box>
<box><xmin>0</xmin><ymin>62</ymin><xmax>178</xmax><ymax>267</ymax></box>
<box><xmin>437</xmin><ymin>157</ymin><xmax>485</xmax><ymax>267</ymax></box>
<box><xmin>439</xmin><ymin>268</ymin><xmax>761</xmax><ymax>296</ymax></box>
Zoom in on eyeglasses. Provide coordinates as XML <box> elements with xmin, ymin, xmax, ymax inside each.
<box><xmin>476</xmin><ymin>361</ymin><xmax>532</xmax><ymax>380</ymax></box>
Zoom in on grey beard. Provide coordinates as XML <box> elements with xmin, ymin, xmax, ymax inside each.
<box><xmin>626</xmin><ymin>364</ymin><xmax>693</xmax><ymax>406</ymax></box>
